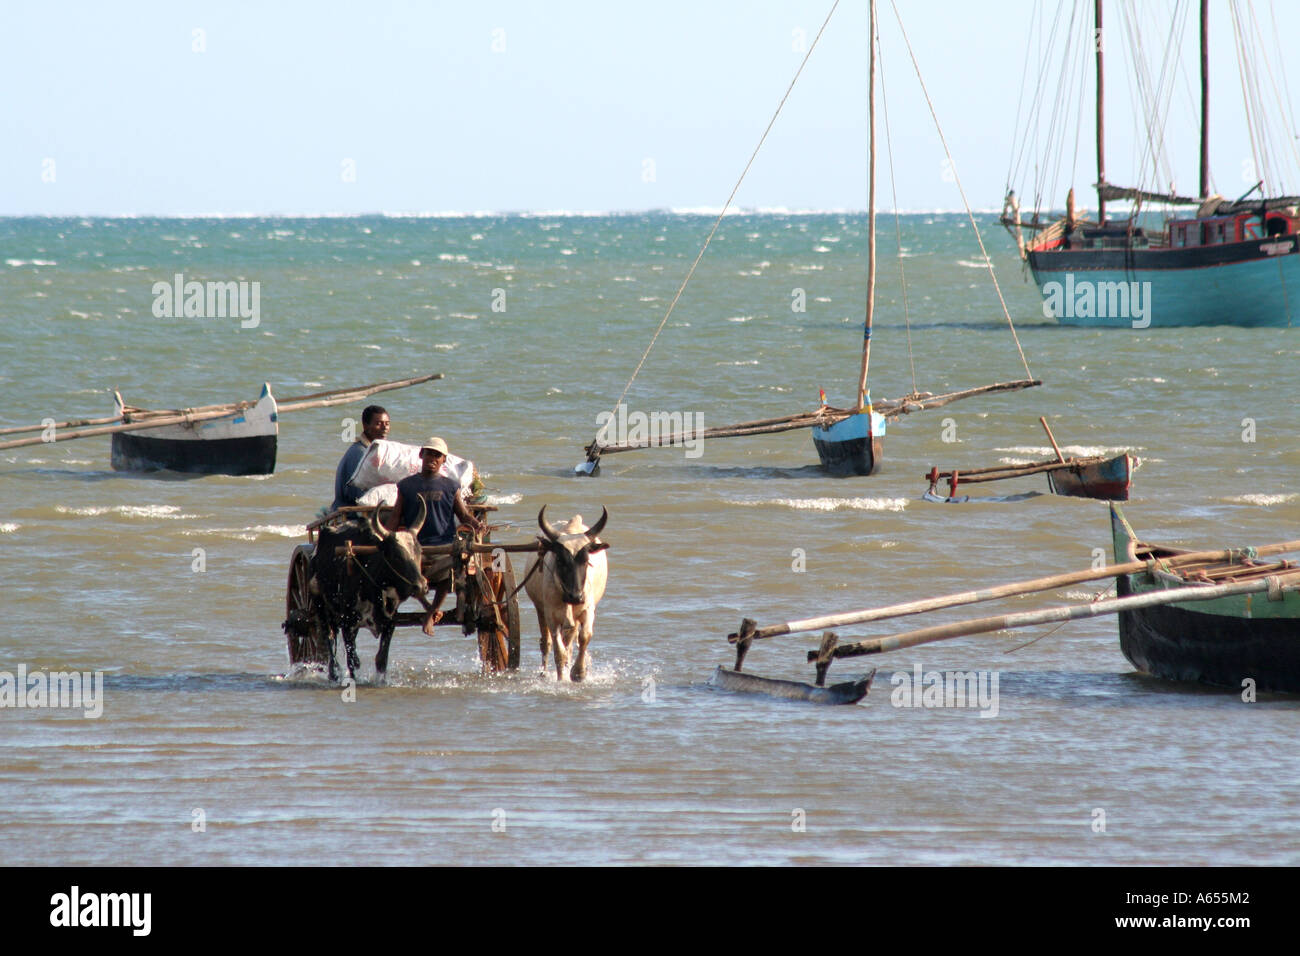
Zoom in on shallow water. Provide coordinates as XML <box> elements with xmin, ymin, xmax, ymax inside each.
<box><xmin>2</xmin><ymin>214</ymin><xmax>1297</xmax><ymax>864</ymax></box>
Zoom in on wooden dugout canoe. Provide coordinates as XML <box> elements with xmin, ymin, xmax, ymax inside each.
<box><xmin>111</xmin><ymin>384</ymin><xmax>278</xmax><ymax>475</ymax></box>
<box><xmin>1111</xmin><ymin>505</ymin><xmax>1300</xmax><ymax>693</ymax></box>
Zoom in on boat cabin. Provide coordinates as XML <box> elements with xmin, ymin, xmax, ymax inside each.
<box><xmin>1059</xmin><ymin>223</ymin><xmax>1150</xmax><ymax>250</ymax></box>
<box><xmin>1168</xmin><ymin>210</ymin><xmax>1297</xmax><ymax>247</ymax></box>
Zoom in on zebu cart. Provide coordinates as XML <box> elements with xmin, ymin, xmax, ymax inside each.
<box><xmin>284</xmin><ymin>502</ymin><xmax>535</xmax><ymax>676</ymax></box>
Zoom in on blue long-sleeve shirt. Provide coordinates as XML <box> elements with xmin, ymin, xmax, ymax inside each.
<box><xmin>331</xmin><ymin>439</ymin><xmax>370</xmax><ymax>512</ymax></box>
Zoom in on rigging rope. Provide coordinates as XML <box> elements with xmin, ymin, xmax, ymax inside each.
<box><xmin>1267</xmin><ymin>1</ymin><xmax>1300</xmax><ymax>185</ymax></box>
<box><xmin>598</xmin><ymin>0</ymin><xmax>843</xmax><ymax>431</ymax></box>
<box><xmin>1230</xmin><ymin>3</ymin><xmax>1269</xmax><ymax>193</ymax></box>
<box><xmin>1245</xmin><ymin>0</ymin><xmax>1298</xmax><ymax>192</ymax></box>
<box><xmin>887</xmin><ymin>0</ymin><xmax>1035</xmax><ymax>382</ymax></box>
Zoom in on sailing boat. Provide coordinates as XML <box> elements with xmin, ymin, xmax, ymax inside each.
<box><xmin>809</xmin><ymin>0</ymin><xmax>886</xmax><ymax>477</ymax></box>
<box><xmin>578</xmin><ymin>0</ymin><xmax>1039</xmax><ymax>476</ymax></box>
<box><xmin>1002</xmin><ymin>0</ymin><xmax>1300</xmax><ymax>328</ymax></box>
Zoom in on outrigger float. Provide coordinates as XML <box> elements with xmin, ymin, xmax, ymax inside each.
<box><xmin>721</xmin><ymin>505</ymin><xmax>1300</xmax><ymax>702</ymax></box>
<box><xmin>0</xmin><ymin>372</ymin><xmax>443</xmax><ymax>476</ymax></box>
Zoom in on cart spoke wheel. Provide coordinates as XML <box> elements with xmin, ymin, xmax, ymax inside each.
<box><xmin>474</xmin><ymin>562</ymin><xmax>517</xmax><ymax>675</ymax></box>
<box><xmin>285</xmin><ymin>545</ymin><xmax>331</xmax><ymax>668</ymax></box>
<box><xmin>502</xmin><ymin>560</ymin><xmax>521</xmax><ymax>671</ymax></box>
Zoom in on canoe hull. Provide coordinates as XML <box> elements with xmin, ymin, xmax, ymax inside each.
<box><xmin>1116</xmin><ymin>575</ymin><xmax>1300</xmax><ymax>693</ymax></box>
<box><xmin>812</xmin><ymin>410</ymin><xmax>885</xmax><ymax>477</ymax></box>
<box><xmin>110</xmin><ymin>384</ymin><xmax>278</xmax><ymax>476</ymax></box>
<box><xmin>1046</xmin><ymin>453</ymin><xmax>1132</xmax><ymax>500</ymax></box>
<box><xmin>111</xmin><ymin>433</ymin><xmax>277</xmax><ymax>475</ymax></box>
<box><xmin>1111</xmin><ymin>505</ymin><xmax>1300</xmax><ymax>693</ymax></box>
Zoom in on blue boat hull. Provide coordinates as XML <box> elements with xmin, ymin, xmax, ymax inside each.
<box><xmin>1028</xmin><ymin>239</ymin><xmax>1300</xmax><ymax>328</ymax></box>
<box><xmin>811</xmin><ymin>411</ymin><xmax>885</xmax><ymax>477</ymax></box>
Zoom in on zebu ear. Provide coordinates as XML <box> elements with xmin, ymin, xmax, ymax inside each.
<box><xmin>586</xmin><ymin>541</ymin><xmax>610</xmax><ymax>553</ymax></box>
<box><xmin>408</xmin><ymin>494</ymin><xmax>427</xmax><ymax>538</ymax></box>
<box><xmin>585</xmin><ymin>506</ymin><xmax>609</xmax><ymax>539</ymax></box>
<box><xmin>368</xmin><ymin>505</ymin><xmax>391</xmax><ymax>541</ymax></box>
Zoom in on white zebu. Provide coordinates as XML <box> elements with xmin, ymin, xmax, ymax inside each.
<box><xmin>524</xmin><ymin>506</ymin><xmax>609</xmax><ymax>681</ymax></box>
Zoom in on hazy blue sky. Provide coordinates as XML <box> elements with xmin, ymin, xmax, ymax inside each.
<box><xmin>5</xmin><ymin>0</ymin><xmax>1300</xmax><ymax>215</ymax></box>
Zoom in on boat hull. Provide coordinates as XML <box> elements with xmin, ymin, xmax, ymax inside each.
<box><xmin>1111</xmin><ymin>506</ymin><xmax>1300</xmax><ymax>693</ymax></box>
<box><xmin>811</xmin><ymin>411</ymin><xmax>885</xmax><ymax>476</ymax></box>
<box><xmin>1046</xmin><ymin>453</ymin><xmax>1132</xmax><ymax>500</ymax></box>
<box><xmin>111</xmin><ymin>433</ymin><xmax>277</xmax><ymax>475</ymax></box>
<box><xmin>1027</xmin><ymin>239</ymin><xmax>1300</xmax><ymax>328</ymax></box>
<box><xmin>110</xmin><ymin>385</ymin><xmax>278</xmax><ymax>476</ymax></box>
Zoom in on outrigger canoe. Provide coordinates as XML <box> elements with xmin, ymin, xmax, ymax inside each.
<box><xmin>1112</xmin><ymin>505</ymin><xmax>1300</xmax><ymax>693</ymax></box>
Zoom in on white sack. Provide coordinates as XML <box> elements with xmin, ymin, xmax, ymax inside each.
<box><xmin>356</xmin><ymin>483</ymin><xmax>398</xmax><ymax>507</ymax></box>
<box><xmin>349</xmin><ymin>439</ymin><xmax>476</xmax><ymax>493</ymax></box>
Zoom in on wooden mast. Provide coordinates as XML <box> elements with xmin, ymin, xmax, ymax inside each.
<box><xmin>855</xmin><ymin>0</ymin><xmax>877</xmax><ymax>411</ymax></box>
<box><xmin>1094</xmin><ymin>0</ymin><xmax>1106</xmax><ymax>223</ymax></box>
<box><xmin>1199</xmin><ymin>0</ymin><xmax>1210</xmax><ymax>199</ymax></box>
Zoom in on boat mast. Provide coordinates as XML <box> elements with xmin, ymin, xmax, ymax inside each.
<box><xmin>1094</xmin><ymin>0</ymin><xmax>1106</xmax><ymax>223</ymax></box>
<box><xmin>1199</xmin><ymin>0</ymin><xmax>1209</xmax><ymax>199</ymax></box>
<box><xmin>856</xmin><ymin>0</ymin><xmax>877</xmax><ymax>411</ymax></box>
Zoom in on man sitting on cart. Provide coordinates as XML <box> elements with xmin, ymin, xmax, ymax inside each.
<box><xmin>331</xmin><ymin>404</ymin><xmax>390</xmax><ymax>512</ymax></box>
<box><xmin>387</xmin><ymin>436</ymin><xmax>485</xmax><ymax>635</ymax></box>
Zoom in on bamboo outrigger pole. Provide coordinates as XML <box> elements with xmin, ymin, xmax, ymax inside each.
<box><xmin>807</xmin><ymin>571</ymin><xmax>1300</xmax><ymax>662</ymax></box>
<box><xmin>0</xmin><ymin>413</ymin><xmax>124</xmax><ymax>436</ymax></box>
<box><xmin>587</xmin><ymin>379</ymin><xmax>1040</xmax><ymax>456</ymax></box>
<box><xmin>0</xmin><ymin>373</ymin><xmax>444</xmax><ymax>451</ymax></box>
<box><xmin>730</xmin><ymin>539</ymin><xmax>1300</xmax><ymax>645</ymax></box>
<box><xmin>275</xmin><ymin>372</ymin><xmax>444</xmax><ymax>411</ymax></box>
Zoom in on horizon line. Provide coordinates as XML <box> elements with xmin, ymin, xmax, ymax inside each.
<box><xmin>0</xmin><ymin>206</ymin><xmax>1019</xmax><ymax>220</ymax></box>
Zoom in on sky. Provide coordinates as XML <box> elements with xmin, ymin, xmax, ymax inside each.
<box><xmin>4</xmin><ymin>0</ymin><xmax>1300</xmax><ymax>216</ymax></box>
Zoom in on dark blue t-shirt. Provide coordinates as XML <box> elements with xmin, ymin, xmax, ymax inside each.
<box><xmin>395</xmin><ymin>472</ymin><xmax>460</xmax><ymax>545</ymax></box>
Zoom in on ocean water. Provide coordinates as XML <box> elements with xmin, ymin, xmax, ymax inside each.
<box><xmin>1</xmin><ymin>213</ymin><xmax>1298</xmax><ymax>865</ymax></box>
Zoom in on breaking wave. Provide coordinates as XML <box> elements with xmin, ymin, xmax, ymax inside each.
<box><xmin>729</xmin><ymin>496</ymin><xmax>908</xmax><ymax>513</ymax></box>
<box><xmin>183</xmin><ymin>524</ymin><xmax>306</xmax><ymax>541</ymax></box>
<box><xmin>995</xmin><ymin>445</ymin><xmax>1135</xmax><ymax>464</ymax></box>
<box><xmin>56</xmin><ymin>504</ymin><xmax>194</xmax><ymax>519</ymax></box>
<box><xmin>1225</xmin><ymin>493</ymin><xmax>1299</xmax><ymax>506</ymax></box>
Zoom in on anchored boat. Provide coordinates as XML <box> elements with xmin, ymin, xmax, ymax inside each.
<box><xmin>0</xmin><ymin>373</ymin><xmax>444</xmax><ymax>476</ymax></box>
<box><xmin>578</xmin><ymin>0</ymin><xmax>1039</xmax><ymax>477</ymax></box>
<box><xmin>924</xmin><ymin>417</ymin><xmax>1136</xmax><ymax>502</ymax></box>
<box><xmin>111</xmin><ymin>384</ymin><xmax>278</xmax><ymax>475</ymax></box>
<box><xmin>1112</xmin><ymin>505</ymin><xmax>1300</xmax><ymax>693</ymax></box>
<box><xmin>1002</xmin><ymin>0</ymin><xmax>1300</xmax><ymax>328</ymax></box>
<box><xmin>722</xmin><ymin>506</ymin><xmax>1299</xmax><ymax>696</ymax></box>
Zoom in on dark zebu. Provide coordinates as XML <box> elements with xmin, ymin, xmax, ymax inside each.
<box><xmin>309</xmin><ymin>500</ymin><xmax>428</xmax><ymax>681</ymax></box>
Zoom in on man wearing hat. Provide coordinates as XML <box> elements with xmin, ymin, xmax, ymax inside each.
<box><xmin>389</xmin><ymin>437</ymin><xmax>485</xmax><ymax>634</ymax></box>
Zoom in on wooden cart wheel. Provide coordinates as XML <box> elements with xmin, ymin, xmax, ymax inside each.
<box><xmin>474</xmin><ymin>556</ymin><xmax>522</xmax><ymax>674</ymax></box>
<box><xmin>284</xmin><ymin>544</ymin><xmax>332</xmax><ymax>669</ymax></box>
<box><xmin>502</xmin><ymin>560</ymin><xmax>522</xmax><ymax>671</ymax></box>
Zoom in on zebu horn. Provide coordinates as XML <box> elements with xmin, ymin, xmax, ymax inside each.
<box><xmin>368</xmin><ymin>505</ymin><xmax>391</xmax><ymax>542</ymax></box>
<box><xmin>537</xmin><ymin>505</ymin><xmax>562</xmax><ymax>543</ymax></box>
<box><xmin>408</xmin><ymin>494</ymin><xmax>427</xmax><ymax>538</ymax></box>
<box><xmin>585</xmin><ymin>506</ymin><xmax>609</xmax><ymax>540</ymax></box>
